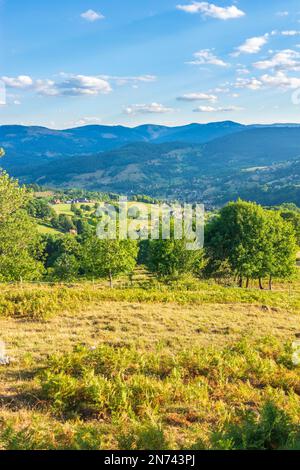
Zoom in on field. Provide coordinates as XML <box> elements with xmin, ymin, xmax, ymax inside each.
<box><xmin>0</xmin><ymin>277</ymin><xmax>299</xmax><ymax>450</ymax></box>
<box><xmin>37</xmin><ymin>224</ymin><xmax>61</xmax><ymax>235</ymax></box>
<box><xmin>52</xmin><ymin>203</ymin><xmax>95</xmax><ymax>216</ymax></box>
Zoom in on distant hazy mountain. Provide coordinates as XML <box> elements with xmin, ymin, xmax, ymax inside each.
<box><xmin>2</xmin><ymin>122</ymin><xmax>300</xmax><ymax>206</ymax></box>
<box><xmin>0</xmin><ymin>121</ymin><xmax>245</xmax><ymax>171</ymax></box>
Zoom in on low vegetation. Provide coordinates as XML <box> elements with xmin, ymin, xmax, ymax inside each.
<box><xmin>0</xmin><ymin>324</ymin><xmax>299</xmax><ymax>450</ymax></box>
<box><xmin>0</xmin><ymin>171</ymin><xmax>300</xmax><ymax>450</ymax></box>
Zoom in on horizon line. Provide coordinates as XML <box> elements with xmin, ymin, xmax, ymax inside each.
<box><xmin>2</xmin><ymin>120</ymin><xmax>300</xmax><ymax>131</ymax></box>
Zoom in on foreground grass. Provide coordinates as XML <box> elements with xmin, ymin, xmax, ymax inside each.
<box><xmin>0</xmin><ymin>278</ymin><xmax>299</xmax><ymax>450</ymax></box>
<box><xmin>0</xmin><ymin>338</ymin><xmax>299</xmax><ymax>450</ymax></box>
<box><xmin>0</xmin><ymin>276</ymin><xmax>299</xmax><ymax>320</ymax></box>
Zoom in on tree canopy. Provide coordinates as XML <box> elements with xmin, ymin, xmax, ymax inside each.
<box><xmin>205</xmin><ymin>200</ymin><xmax>297</xmax><ymax>289</ymax></box>
<box><xmin>0</xmin><ymin>172</ymin><xmax>44</xmax><ymax>281</ymax></box>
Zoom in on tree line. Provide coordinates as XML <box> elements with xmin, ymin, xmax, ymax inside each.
<box><xmin>0</xmin><ymin>171</ymin><xmax>298</xmax><ymax>288</ymax></box>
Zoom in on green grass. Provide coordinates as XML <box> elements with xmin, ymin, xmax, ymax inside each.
<box><xmin>37</xmin><ymin>224</ymin><xmax>61</xmax><ymax>235</ymax></box>
<box><xmin>0</xmin><ymin>277</ymin><xmax>299</xmax><ymax>320</ymax></box>
<box><xmin>52</xmin><ymin>203</ymin><xmax>74</xmax><ymax>216</ymax></box>
<box><xmin>52</xmin><ymin>203</ymin><xmax>94</xmax><ymax>216</ymax></box>
<box><xmin>0</xmin><ymin>338</ymin><xmax>299</xmax><ymax>450</ymax></box>
<box><xmin>0</xmin><ymin>277</ymin><xmax>300</xmax><ymax>450</ymax></box>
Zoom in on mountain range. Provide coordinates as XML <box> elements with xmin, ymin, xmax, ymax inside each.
<box><xmin>1</xmin><ymin>121</ymin><xmax>300</xmax><ymax>207</ymax></box>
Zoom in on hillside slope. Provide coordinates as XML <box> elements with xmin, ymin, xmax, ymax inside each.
<box><xmin>2</xmin><ymin>124</ymin><xmax>300</xmax><ymax>206</ymax></box>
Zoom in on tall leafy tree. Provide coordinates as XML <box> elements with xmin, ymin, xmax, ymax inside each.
<box><xmin>206</xmin><ymin>200</ymin><xmax>297</xmax><ymax>288</ymax></box>
<box><xmin>0</xmin><ymin>172</ymin><xmax>44</xmax><ymax>281</ymax></box>
<box><xmin>261</xmin><ymin>211</ymin><xmax>297</xmax><ymax>289</ymax></box>
<box><xmin>27</xmin><ymin>198</ymin><xmax>56</xmax><ymax>221</ymax></box>
<box><xmin>280</xmin><ymin>209</ymin><xmax>300</xmax><ymax>246</ymax></box>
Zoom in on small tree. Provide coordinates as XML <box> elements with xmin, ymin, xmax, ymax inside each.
<box><xmin>43</xmin><ymin>234</ymin><xmax>81</xmax><ymax>269</ymax></box>
<box><xmin>146</xmin><ymin>237</ymin><xmax>203</xmax><ymax>278</ymax></box>
<box><xmin>52</xmin><ymin>254</ymin><xmax>80</xmax><ymax>281</ymax></box>
<box><xmin>51</xmin><ymin>214</ymin><xmax>76</xmax><ymax>233</ymax></box>
<box><xmin>27</xmin><ymin>198</ymin><xmax>56</xmax><ymax>221</ymax></box>
<box><xmin>82</xmin><ymin>236</ymin><xmax>139</xmax><ymax>287</ymax></box>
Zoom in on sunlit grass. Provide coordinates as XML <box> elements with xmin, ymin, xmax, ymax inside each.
<box><xmin>0</xmin><ymin>276</ymin><xmax>299</xmax><ymax>449</ymax></box>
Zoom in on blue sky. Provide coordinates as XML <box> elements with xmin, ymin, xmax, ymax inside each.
<box><xmin>1</xmin><ymin>0</ymin><xmax>300</xmax><ymax>128</ymax></box>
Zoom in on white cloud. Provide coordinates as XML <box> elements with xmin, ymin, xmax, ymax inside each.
<box><xmin>281</xmin><ymin>30</ymin><xmax>300</xmax><ymax>36</ymax></box>
<box><xmin>254</xmin><ymin>49</ymin><xmax>300</xmax><ymax>71</ymax></box>
<box><xmin>193</xmin><ymin>105</ymin><xmax>242</xmax><ymax>112</ymax></box>
<box><xmin>176</xmin><ymin>2</ymin><xmax>245</xmax><ymax>20</ymax></box>
<box><xmin>124</xmin><ymin>103</ymin><xmax>174</xmax><ymax>115</ymax></box>
<box><xmin>260</xmin><ymin>71</ymin><xmax>300</xmax><ymax>89</ymax></box>
<box><xmin>100</xmin><ymin>75</ymin><xmax>157</xmax><ymax>85</ymax></box>
<box><xmin>0</xmin><ymin>73</ymin><xmax>156</xmax><ymax>99</ymax></box>
<box><xmin>35</xmin><ymin>79</ymin><xmax>59</xmax><ymax>96</ymax></box>
<box><xmin>72</xmin><ymin>117</ymin><xmax>102</xmax><ymax>126</ymax></box>
<box><xmin>235</xmin><ymin>65</ymin><xmax>300</xmax><ymax>92</ymax></box>
<box><xmin>234</xmin><ymin>34</ymin><xmax>268</xmax><ymax>55</ymax></box>
<box><xmin>277</xmin><ymin>11</ymin><xmax>289</xmax><ymax>17</ymax></box>
<box><xmin>236</xmin><ymin>67</ymin><xmax>250</xmax><ymax>75</ymax></box>
<box><xmin>177</xmin><ymin>92</ymin><xmax>217</xmax><ymax>102</ymax></box>
<box><xmin>235</xmin><ymin>77</ymin><xmax>263</xmax><ymax>90</ymax></box>
<box><xmin>193</xmin><ymin>105</ymin><xmax>216</xmax><ymax>112</ymax></box>
<box><xmin>57</xmin><ymin>74</ymin><xmax>112</xmax><ymax>95</ymax></box>
<box><xmin>34</xmin><ymin>74</ymin><xmax>112</xmax><ymax>96</ymax></box>
<box><xmin>213</xmin><ymin>85</ymin><xmax>230</xmax><ymax>93</ymax></box>
<box><xmin>2</xmin><ymin>75</ymin><xmax>33</xmax><ymax>89</ymax></box>
<box><xmin>81</xmin><ymin>9</ymin><xmax>104</xmax><ymax>22</ymax></box>
<box><xmin>188</xmin><ymin>49</ymin><xmax>228</xmax><ymax>67</ymax></box>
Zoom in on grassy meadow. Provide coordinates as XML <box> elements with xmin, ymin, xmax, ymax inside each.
<box><xmin>0</xmin><ymin>275</ymin><xmax>300</xmax><ymax>450</ymax></box>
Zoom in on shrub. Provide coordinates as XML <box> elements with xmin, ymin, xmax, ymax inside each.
<box><xmin>211</xmin><ymin>402</ymin><xmax>299</xmax><ymax>450</ymax></box>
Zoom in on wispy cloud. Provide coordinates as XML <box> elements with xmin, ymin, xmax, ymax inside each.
<box><xmin>70</xmin><ymin>117</ymin><xmax>103</xmax><ymax>126</ymax></box>
<box><xmin>81</xmin><ymin>9</ymin><xmax>105</xmax><ymax>22</ymax></box>
<box><xmin>235</xmin><ymin>77</ymin><xmax>263</xmax><ymax>90</ymax></box>
<box><xmin>100</xmin><ymin>75</ymin><xmax>157</xmax><ymax>85</ymax></box>
<box><xmin>177</xmin><ymin>92</ymin><xmax>218</xmax><ymax>102</ymax></box>
<box><xmin>1</xmin><ymin>73</ymin><xmax>156</xmax><ymax>98</ymax></box>
<box><xmin>2</xmin><ymin>75</ymin><xmax>33</xmax><ymax>89</ymax></box>
<box><xmin>234</xmin><ymin>34</ymin><xmax>269</xmax><ymax>56</ymax></box>
<box><xmin>276</xmin><ymin>11</ymin><xmax>289</xmax><ymax>17</ymax></box>
<box><xmin>57</xmin><ymin>74</ymin><xmax>112</xmax><ymax>95</ymax></box>
<box><xmin>253</xmin><ymin>49</ymin><xmax>300</xmax><ymax>72</ymax></box>
<box><xmin>235</xmin><ymin>70</ymin><xmax>300</xmax><ymax>91</ymax></box>
<box><xmin>188</xmin><ymin>49</ymin><xmax>229</xmax><ymax>67</ymax></box>
<box><xmin>260</xmin><ymin>71</ymin><xmax>300</xmax><ymax>89</ymax></box>
<box><xmin>176</xmin><ymin>2</ymin><xmax>245</xmax><ymax>20</ymax></box>
<box><xmin>281</xmin><ymin>30</ymin><xmax>300</xmax><ymax>36</ymax></box>
<box><xmin>193</xmin><ymin>105</ymin><xmax>242</xmax><ymax>112</ymax></box>
<box><xmin>124</xmin><ymin>103</ymin><xmax>174</xmax><ymax>115</ymax></box>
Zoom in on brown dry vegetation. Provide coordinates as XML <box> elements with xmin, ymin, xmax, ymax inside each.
<box><xmin>0</xmin><ymin>278</ymin><xmax>299</xmax><ymax>450</ymax></box>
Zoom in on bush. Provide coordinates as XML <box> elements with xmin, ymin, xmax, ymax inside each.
<box><xmin>211</xmin><ymin>402</ymin><xmax>299</xmax><ymax>450</ymax></box>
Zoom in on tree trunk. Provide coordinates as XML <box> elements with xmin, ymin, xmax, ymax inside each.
<box><xmin>238</xmin><ymin>277</ymin><xmax>243</xmax><ymax>288</ymax></box>
<box><xmin>246</xmin><ymin>277</ymin><xmax>250</xmax><ymax>289</ymax></box>
<box><xmin>269</xmin><ymin>276</ymin><xmax>273</xmax><ymax>291</ymax></box>
<box><xmin>259</xmin><ymin>278</ymin><xmax>264</xmax><ymax>290</ymax></box>
<box><xmin>109</xmin><ymin>270</ymin><xmax>113</xmax><ymax>288</ymax></box>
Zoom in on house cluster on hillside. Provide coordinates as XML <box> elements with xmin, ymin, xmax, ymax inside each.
<box><xmin>51</xmin><ymin>198</ymin><xmax>91</xmax><ymax>205</ymax></box>
<box><xmin>66</xmin><ymin>198</ymin><xmax>90</xmax><ymax>204</ymax></box>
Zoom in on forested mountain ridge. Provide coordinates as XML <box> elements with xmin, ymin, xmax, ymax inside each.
<box><xmin>2</xmin><ymin>123</ymin><xmax>300</xmax><ymax>206</ymax></box>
